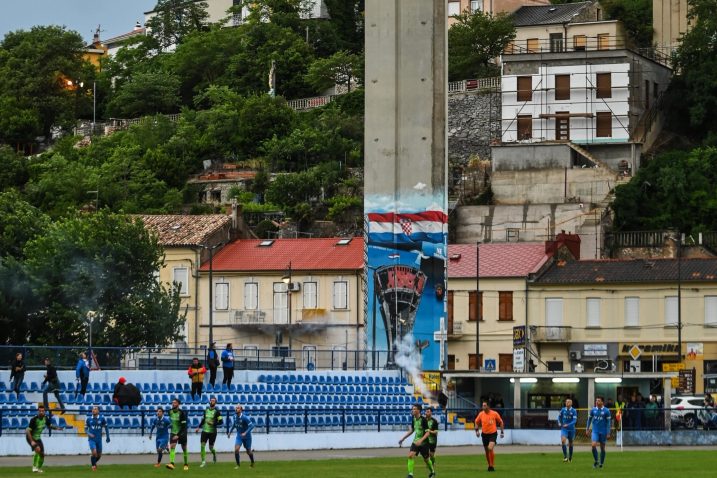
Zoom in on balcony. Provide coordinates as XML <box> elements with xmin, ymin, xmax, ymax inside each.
<box><xmin>232</xmin><ymin>308</ymin><xmax>334</xmax><ymax>329</ymax></box>
<box><xmin>448</xmin><ymin>322</ymin><xmax>464</xmax><ymax>337</ymax></box>
<box><xmin>531</xmin><ymin>326</ymin><xmax>572</xmax><ymax>342</ymax></box>
<box><xmin>504</xmin><ymin>35</ymin><xmax>625</xmax><ymax>56</ymax></box>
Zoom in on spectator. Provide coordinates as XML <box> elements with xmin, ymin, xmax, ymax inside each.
<box><xmin>206</xmin><ymin>343</ymin><xmax>219</xmax><ymax>388</ymax></box>
<box><xmin>644</xmin><ymin>395</ymin><xmax>659</xmax><ymax>430</ymax></box>
<box><xmin>221</xmin><ymin>343</ymin><xmax>235</xmax><ymax>387</ymax></box>
<box><xmin>75</xmin><ymin>352</ymin><xmax>91</xmax><ymax>396</ymax></box>
<box><xmin>9</xmin><ymin>352</ymin><xmax>26</xmax><ymax>398</ymax></box>
<box><xmin>41</xmin><ymin>357</ymin><xmax>65</xmax><ymax>414</ymax></box>
<box><xmin>187</xmin><ymin>357</ymin><xmax>207</xmax><ymax>398</ymax></box>
<box><xmin>113</xmin><ymin>377</ymin><xmax>142</xmax><ymax>409</ymax></box>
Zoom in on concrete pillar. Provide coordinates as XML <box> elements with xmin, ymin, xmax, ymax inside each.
<box><xmin>513</xmin><ymin>378</ymin><xmax>521</xmax><ymax>429</ymax></box>
<box><xmin>664</xmin><ymin>377</ymin><xmax>672</xmax><ymax>431</ymax></box>
<box><xmin>587</xmin><ymin>377</ymin><xmax>595</xmax><ymax>410</ymax></box>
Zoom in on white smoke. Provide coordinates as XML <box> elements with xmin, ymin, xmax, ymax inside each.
<box><xmin>394</xmin><ymin>333</ymin><xmax>430</xmax><ymax>397</ymax></box>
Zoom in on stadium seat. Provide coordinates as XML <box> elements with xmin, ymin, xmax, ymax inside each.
<box><xmin>158</xmin><ymin>384</ymin><xmax>167</xmax><ymax>393</ymax></box>
<box><xmin>151</xmin><ymin>384</ymin><xmax>159</xmax><ymax>394</ymax></box>
<box><xmin>101</xmin><ymin>383</ymin><xmax>111</xmax><ymax>393</ymax></box>
<box><xmin>167</xmin><ymin>384</ymin><xmax>176</xmax><ymax>393</ymax></box>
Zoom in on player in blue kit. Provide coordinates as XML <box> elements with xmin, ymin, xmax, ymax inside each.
<box><xmin>585</xmin><ymin>396</ymin><xmax>612</xmax><ymax>469</ymax></box>
<box><xmin>558</xmin><ymin>398</ymin><xmax>578</xmax><ymax>462</ymax></box>
<box><xmin>227</xmin><ymin>405</ymin><xmax>255</xmax><ymax>469</ymax></box>
<box><xmin>85</xmin><ymin>406</ymin><xmax>110</xmax><ymax>471</ymax></box>
<box><xmin>148</xmin><ymin>407</ymin><xmax>171</xmax><ymax>467</ymax></box>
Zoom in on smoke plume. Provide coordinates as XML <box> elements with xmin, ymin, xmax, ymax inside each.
<box><xmin>395</xmin><ymin>333</ymin><xmax>429</xmax><ymax>397</ymax></box>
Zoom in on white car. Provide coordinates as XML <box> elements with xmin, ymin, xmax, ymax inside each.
<box><xmin>671</xmin><ymin>396</ymin><xmax>711</xmax><ymax>429</ymax></box>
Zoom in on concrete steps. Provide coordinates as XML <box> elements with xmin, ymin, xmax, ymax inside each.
<box><xmin>567</xmin><ymin>142</ymin><xmax>612</xmax><ymax>171</ymax></box>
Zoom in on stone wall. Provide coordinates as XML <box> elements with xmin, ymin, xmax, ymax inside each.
<box><xmin>448</xmin><ymin>90</ymin><xmax>501</xmax><ymax>164</ymax></box>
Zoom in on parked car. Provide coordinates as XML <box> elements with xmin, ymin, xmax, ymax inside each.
<box><xmin>670</xmin><ymin>396</ymin><xmax>713</xmax><ymax>429</ymax></box>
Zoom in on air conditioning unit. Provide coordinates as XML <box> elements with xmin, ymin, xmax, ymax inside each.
<box><xmin>288</xmin><ymin>282</ymin><xmax>301</xmax><ymax>292</ymax></box>
<box><xmin>569</xmin><ymin>351</ymin><xmax>581</xmax><ymax>360</ymax></box>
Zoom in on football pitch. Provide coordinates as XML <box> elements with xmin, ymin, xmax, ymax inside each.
<box><xmin>3</xmin><ymin>450</ymin><xmax>715</xmax><ymax>477</ymax></box>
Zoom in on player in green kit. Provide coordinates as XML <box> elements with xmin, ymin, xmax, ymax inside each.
<box><xmin>167</xmin><ymin>398</ymin><xmax>189</xmax><ymax>471</ymax></box>
<box><xmin>398</xmin><ymin>404</ymin><xmax>435</xmax><ymax>478</ymax></box>
<box><xmin>195</xmin><ymin>396</ymin><xmax>223</xmax><ymax>467</ymax></box>
<box><xmin>425</xmin><ymin>407</ymin><xmax>439</xmax><ymax>470</ymax></box>
<box><xmin>26</xmin><ymin>404</ymin><xmax>63</xmax><ymax>473</ymax></box>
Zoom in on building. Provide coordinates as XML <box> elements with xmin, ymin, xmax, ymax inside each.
<box><xmin>187</xmin><ymin>166</ymin><xmax>256</xmax><ymax>205</ymax></box>
<box><xmin>102</xmin><ymin>22</ymin><xmax>146</xmax><ymax>57</ymax></box>
<box><xmin>529</xmin><ymin>256</ymin><xmax>717</xmax><ymax>394</ymax></box>
<box><xmin>447</xmin><ymin>0</ymin><xmax>551</xmax><ymax>26</ymax></box>
<box><xmin>196</xmin><ymin>237</ymin><xmax>364</xmax><ymax>370</ymax></box>
<box><xmin>497</xmin><ymin>1</ymin><xmax>672</xmax><ymax>173</ymax></box>
<box><xmin>653</xmin><ymin>0</ymin><xmax>690</xmax><ymax>53</ymax></box>
<box><xmin>137</xmin><ymin>214</ymin><xmax>233</xmax><ymax>348</ymax></box>
<box><xmin>446</xmin><ymin>234</ymin><xmax>580</xmax><ymax>372</ymax></box>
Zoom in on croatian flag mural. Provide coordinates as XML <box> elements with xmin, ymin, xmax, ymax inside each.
<box><xmin>366</xmin><ymin>204</ymin><xmax>447</xmax><ymax>370</ymax></box>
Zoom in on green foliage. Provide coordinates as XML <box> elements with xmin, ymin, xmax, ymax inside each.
<box><xmin>145</xmin><ymin>0</ymin><xmax>210</xmax><ymax>51</ymax></box>
<box><xmin>0</xmin><ymin>190</ymin><xmax>49</xmax><ymax>259</ymax></box>
<box><xmin>253</xmin><ymin>218</ymin><xmax>279</xmax><ymax>239</ymax></box>
<box><xmin>106</xmin><ymin>72</ymin><xmax>182</xmax><ymax>118</ymax></box>
<box><xmin>612</xmin><ymin>147</ymin><xmax>717</xmax><ymax>233</ymax></box>
<box><xmin>448</xmin><ymin>10</ymin><xmax>515</xmax><ymax>81</ymax></box>
<box><xmin>305</xmin><ymin>50</ymin><xmax>363</xmax><ymax>94</ymax></box>
<box><xmin>326</xmin><ymin>194</ymin><xmax>362</xmax><ymax>224</ymax></box>
<box><xmin>0</xmin><ymin>146</ymin><xmax>29</xmax><ymax>190</ymax></box>
<box><xmin>322</xmin><ymin>0</ymin><xmax>364</xmax><ymax>54</ymax></box>
<box><xmin>600</xmin><ymin>0</ymin><xmax>653</xmax><ymax>48</ymax></box>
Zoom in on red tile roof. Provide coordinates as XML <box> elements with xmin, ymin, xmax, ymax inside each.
<box><xmin>448</xmin><ymin>243</ymin><xmax>549</xmax><ymax>278</ymax></box>
<box><xmin>136</xmin><ymin>215</ymin><xmax>231</xmax><ymax>247</ymax></box>
<box><xmin>201</xmin><ymin>238</ymin><xmax>364</xmax><ymax>272</ymax></box>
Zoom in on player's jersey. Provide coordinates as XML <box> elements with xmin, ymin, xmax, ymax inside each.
<box><xmin>475</xmin><ymin>410</ymin><xmax>503</xmax><ymax>434</ymax></box>
<box><xmin>152</xmin><ymin>416</ymin><xmax>171</xmax><ymax>440</ymax></box>
<box><xmin>587</xmin><ymin>406</ymin><xmax>611</xmax><ymax>434</ymax></box>
<box><xmin>168</xmin><ymin>408</ymin><xmax>188</xmax><ymax>435</ymax></box>
<box><xmin>426</xmin><ymin>417</ymin><xmax>439</xmax><ymax>445</ymax></box>
<box><xmin>231</xmin><ymin>413</ymin><xmax>255</xmax><ymax>435</ymax></box>
<box><xmin>558</xmin><ymin>407</ymin><xmax>578</xmax><ymax>431</ymax></box>
<box><xmin>85</xmin><ymin>415</ymin><xmax>108</xmax><ymax>439</ymax></box>
<box><xmin>411</xmin><ymin>416</ymin><xmax>428</xmax><ymax>444</ymax></box>
<box><xmin>27</xmin><ymin>415</ymin><xmax>51</xmax><ymax>440</ymax></box>
<box><xmin>200</xmin><ymin>407</ymin><xmax>223</xmax><ymax>433</ymax></box>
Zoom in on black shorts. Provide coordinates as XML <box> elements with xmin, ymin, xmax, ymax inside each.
<box><xmin>171</xmin><ymin>433</ymin><xmax>188</xmax><ymax>447</ymax></box>
<box><xmin>409</xmin><ymin>442</ymin><xmax>429</xmax><ymax>459</ymax></box>
<box><xmin>428</xmin><ymin>442</ymin><xmax>437</xmax><ymax>453</ymax></box>
<box><xmin>27</xmin><ymin>437</ymin><xmax>44</xmax><ymax>453</ymax></box>
<box><xmin>482</xmin><ymin>432</ymin><xmax>498</xmax><ymax>447</ymax></box>
<box><xmin>200</xmin><ymin>431</ymin><xmax>217</xmax><ymax>446</ymax></box>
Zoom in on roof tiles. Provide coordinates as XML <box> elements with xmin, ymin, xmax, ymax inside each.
<box><xmin>535</xmin><ymin>258</ymin><xmax>717</xmax><ymax>284</ymax></box>
<box><xmin>448</xmin><ymin>243</ymin><xmax>549</xmax><ymax>278</ymax></box>
<box><xmin>137</xmin><ymin>215</ymin><xmax>231</xmax><ymax>247</ymax></box>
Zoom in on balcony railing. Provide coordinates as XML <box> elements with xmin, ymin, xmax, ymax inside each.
<box><xmin>530</xmin><ymin>326</ymin><xmax>572</xmax><ymax>342</ymax></box>
<box><xmin>232</xmin><ymin>308</ymin><xmax>336</xmax><ymax>326</ymax></box>
<box><xmin>448</xmin><ymin>77</ymin><xmax>500</xmax><ymax>94</ymax></box>
<box><xmin>448</xmin><ymin>322</ymin><xmax>464</xmax><ymax>336</ymax></box>
<box><xmin>504</xmin><ymin>35</ymin><xmax>626</xmax><ymax>55</ymax></box>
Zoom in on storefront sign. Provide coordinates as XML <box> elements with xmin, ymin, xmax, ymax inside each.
<box><xmin>662</xmin><ymin>362</ymin><xmax>685</xmax><ymax>389</ymax></box>
<box><xmin>619</xmin><ymin>343</ymin><xmax>679</xmax><ymax>356</ymax></box>
<box><xmin>686</xmin><ymin>343</ymin><xmax>704</xmax><ymax>360</ymax></box>
<box><xmin>513</xmin><ymin>326</ymin><xmax>526</xmax><ymax>347</ymax></box>
<box><xmin>584</xmin><ymin>344</ymin><xmax>609</xmax><ymax>357</ymax></box>
<box><xmin>513</xmin><ymin>348</ymin><xmax>525</xmax><ymax>372</ymax></box>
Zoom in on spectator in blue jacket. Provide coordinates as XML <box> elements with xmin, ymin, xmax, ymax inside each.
<box><xmin>76</xmin><ymin>352</ymin><xmax>91</xmax><ymax>396</ymax></box>
<box><xmin>221</xmin><ymin>343</ymin><xmax>235</xmax><ymax>387</ymax></box>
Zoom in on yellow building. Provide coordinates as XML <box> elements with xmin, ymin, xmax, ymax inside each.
<box><xmin>196</xmin><ymin>237</ymin><xmax>364</xmax><ymax>370</ymax></box>
<box><xmin>137</xmin><ymin>214</ymin><xmax>233</xmax><ymax>348</ymax></box>
<box><xmin>653</xmin><ymin>0</ymin><xmax>690</xmax><ymax>52</ymax></box>
<box><xmin>529</xmin><ymin>256</ymin><xmax>717</xmax><ymax>393</ymax></box>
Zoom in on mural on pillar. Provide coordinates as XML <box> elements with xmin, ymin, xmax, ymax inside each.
<box><xmin>366</xmin><ymin>193</ymin><xmax>447</xmax><ymax>371</ymax></box>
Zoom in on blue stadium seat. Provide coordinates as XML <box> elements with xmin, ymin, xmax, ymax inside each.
<box><xmin>280</xmin><ymin>375</ymin><xmax>289</xmax><ymax>384</ymax></box>
<box><xmin>167</xmin><ymin>383</ymin><xmax>176</xmax><ymax>393</ymax></box>
<box><xmin>100</xmin><ymin>383</ymin><xmax>111</xmax><ymax>393</ymax></box>
<box><xmin>259</xmin><ymin>374</ymin><xmax>268</xmax><ymax>383</ymax></box>
<box><xmin>151</xmin><ymin>384</ymin><xmax>159</xmax><ymax>394</ymax></box>
<box><xmin>159</xmin><ymin>383</ymin><xmax>168</xmax><ymax>393</ymax></box>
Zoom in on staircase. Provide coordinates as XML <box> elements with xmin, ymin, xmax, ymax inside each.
<box><xmin>566</xmin><ymin>142</ymin><xmax>612</xmax><ymax>171</ymax></box>
<box><xmin>48</xmin><ymin>402</ymin><xmax>85</xmax><ymax>436</ymax></box>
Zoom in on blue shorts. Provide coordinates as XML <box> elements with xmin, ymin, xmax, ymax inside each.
<box><xmin>88</xmin><ymin>438</ymin><xmax>102</xmax><ymax>453</ymax></box>
<box><xmin>235</xmin><ymin>434</ymin><xmax>252</xmax><ymax>450</ymax></box>
<box><xmin>591</xmin><ymin>431</ymin><xmax>608</xmax><ymax>443</ymax></box>
<box><xmin>156</xmin><ymin>437</ymin><xmax>169</xmax><ymax>451</ymax></box>
<box><xmin>560</xmin><ymin>429</ymin><xmax>576</xmax><ymax>441</ymax></box>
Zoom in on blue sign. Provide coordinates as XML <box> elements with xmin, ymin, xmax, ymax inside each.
<box><xmin>484</xmin><ymin>359</ymin><xmax>496</xmax><ymax>371</ymax></box>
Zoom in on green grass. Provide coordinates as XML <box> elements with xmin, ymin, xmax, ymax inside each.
<box><xmin>4</xmin><ymin>451</ymin><xmax>716</xmax><ymax>477</ymax></box>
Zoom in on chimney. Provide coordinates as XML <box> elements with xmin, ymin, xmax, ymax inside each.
<box><xmin>545</xmin><ymin>231</ymin><xmax>581</xmax><ymax>260</ymax></box>
<box><xmin>230</xmin><ymin>198</ymin><xmax>239</xmax><ymax>230</ymax></box>
<box><xmin>134</xmin><ymin>21</ymin><xmax>142</xmax><ymax>31</ymax></box>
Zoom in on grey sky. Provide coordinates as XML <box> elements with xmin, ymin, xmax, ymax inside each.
<box><xmin>0</xmin><ymin>0</ymin><xmax>157</xmax><ymax>44</ymax></box>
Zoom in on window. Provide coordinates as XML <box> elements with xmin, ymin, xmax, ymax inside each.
<box><xmin>469</xmin><ymin>353</ymin><xmax>483</xmax><ymax>370</ymax></box>
<box><xmin>447</xmin><ymin>290</ymin><xmax>454</xmax><ymax>329</ymax></box>
<box><xmin>547</xmin><ymin>361</ymin><xmax>564</xmax><ymax>372</ymax></box>
<box><xmin>468</xmin><ymin>291</ymin><xmax>483</xmax><ymax>321</ymax></box>
<box><xmin>517</xmin><ymin>76</ymin><xmax>532</xmax><ymax>101</ymax></box>
<box><xmin>471</xmin><ymin>0</ymin><xmax>481</xmax><ymax>12</ymax></box>
<box><xmin>506</xmin><ymin>228</ymin><xmax>520</xmax><ymax>241</ymax></box>
<box><xmin>555</xmin><ymin>74</ymin><xmax>570</xmax><ymax>100</ymax></box>
<box><xmin>545</xmin><ymin>298</ymin><xmax>564</xmax><ymax>326</ymax></box>
<box><xmin>586</xmin><ymin>298</ymin><xmax>601</xmax><ymax>327</ymax></box>
<box><xmin>706</xmin><ymin>296</ymin><xmax>717</xmax><ymax>326</ymax></box>
<box><xmin>303</xmin><ymin>281</ymin><xmax>318</xmax><ymax>309</ymax></box>
<box><xmin>447</xmin><ymin>354</ymin><xmax>456</xmax><ymax>370</ymax></box>
<box><xmin>244</xmin><ymin>282</ymin><xmax>258</xmax><ymax>310</ymax></box>
<box><xmin>499</xmin><ymin>292</ymin><xmax>513</xmax><ymax>321</ymax></box>
<box><xmin>596</xmin><ymin>112</ymin><xmax>612</xmax><ymax>137</ymax></box>
<box><xmin>665</xmin><ymin>296</ymin><xmax>678</xmax><ymax>326</ymax></box>
<box><xmin>448</xmin><ymin>1</ymin><xmax>460</xmax><ymax>16</ymax></box>
<box><xmin>625</xmin><ymin>297</ymin><xmax>640</xmax><ymax>327</ymax></box>
<box><xmin>573</xmin><ymin>34</ymin><xmax>587</xmax><ymax>51</ymax></box>
<box><xmin>654</xmin><ymin>81</ymin><xmax>659</xmax><ymax>99</ymax></box>
<box><xmin>549</xmin><ymin>33</ymin><xmax>564</xmax><ymax>52</ymax></box>
<box><xmin>172</xmin><ymin>267</ymin><xmax>188</xmax><ymax>295</ymax></box>
<box><xmin>517</xmin><ymin>115</ymin><xmax>532</xmax><ymax>140</ymax></box>
<box><xmin>499</xmin><ymin>354</ymin><xmax>513</xmax><ymax>372</ymax></box>
<box><xmin>527</xmin><ymin>38</ymin><xmax>539</xmax><ymax>53</ymax></box>
<box><xmin>214</xmin><ymin>282</ymin><xmax>229</xmax><ymax>310</ymax></box>
<box><xmin>273</xmin><ymin>282</ymin><xmax>288</xmax><ymax>323</ymax></box>
<box><xmin>597</xmin><ymin>33</ymin><xmax>610</xmax><ymax>50</ymax></box>
<box><xmin>645</xmin><ymin>79</ymin><xmax>650</xmax><ymax>108</ymax></box>
<box><xmin>596</xmin><ymin>73</ymin><xmax>612</xmax><ymax>99</ymax></box>
<box><xmin>333</xmin><ymin>281</ymin><xmax>348</xmax><ymax>309</ymax></box>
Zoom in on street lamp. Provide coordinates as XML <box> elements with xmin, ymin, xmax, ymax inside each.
<box><xmin>475</xmin><ymin>241</ymin><xmax>481</xmax><ymax>370</ymax></box>
<box><xmin>85</xmin><ymin>310</ymin><xmax>97</xmax><ymax>362</ymax></box>
<box><xmin>281</xmin><ymin>262</ymin><xmax>293</xmax><ymax>352</ymax></box>
<box><xmin>67</xmin><ymin>79</ymin><xmax>96</xmax><ymax>135</ymax></box>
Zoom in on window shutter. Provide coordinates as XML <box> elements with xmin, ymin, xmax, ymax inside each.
<box><xmin>596</xmin><ymin>73</ymin><xmax>612</xmax><ymax>99</ymax></box>
<box><xmin>625</xmin><ymin>297</ymin><xmax>639</xmax><ymax>326</ymax></box>
<box><xmin>586</xmin><ymin>298</ymin><xmax>601</xmax><ymax>327</ymax></box>
<box><xmin>665</xmin><ymin>296</ymin><xmax>678</xmax><ymax>326</ymax></box>
<box><xmin>215</xmin><ymin>283</ymin><xmax>229</xmax><ymax>310</ymax></box>
<box><xmin>555</xmin><ymin>75</ymin><xmax>570</xmax><ymax>100</ymax></box>
<box><xmin>545</xmin><ymin>298</ymin><xmax>563</xmax><ymax>327</ymax></box>
<box><xmin>517</xmin><ymin>76</ymin><xmax>532</xmax><ymax>101</ymax></box>
<box><xmin>706</xmin><ymin>296</ymin><xmax>717</xmax><ymax>326</ymax></box>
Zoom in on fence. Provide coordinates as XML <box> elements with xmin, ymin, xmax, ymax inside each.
<box><xmin>286</xmin><ymin>95</ymin><xmax>341</xmax><ymax>111</ymax></box>
<box><xmin>448</xmin><ymin>77</ymin><xmax>500</xmax><ymax>94</ymax></box>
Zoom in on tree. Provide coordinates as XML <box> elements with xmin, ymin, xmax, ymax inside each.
<box><xmin>0</xmin><ymin>146</ymin><xmax>29</xmax><ymax>191</ymax></box>
<box><xmin>20</xmin><ymin>211</ymin><xmax>185</xmax><ymax>347</ymax></box>
<box><xmin>448</xmin><ymin>10</ymin><xmax>515</xmax><ymax>81</ymax></box>
<box><xmin>145</xmin><ymin>0</ymin><xmax>210</xmax><ymax>51</ymax></box>
<box><xmin>0</xmin><ymin>26</ymin><xmax>92</xmax><ymax>144</ymax></box>
<box><xmin>0</xmin><ymin>190</ymin><xmax>49</xmax><ymax>259</ymax></box>
<box><xmin>600</xmin><ymin>0</ymin><xmax>653</xmax><ymax>48</ymax></box>
<box><xmin>106</xmin><ymin>72</ymin><xmax>182</xmax><ymax>118</ymax></box>
<box><xmin>305</xmin><ymin>50</ymin><xmax>363</xmax><ymax>94</ymax></box>
<box><xmin>322</xmin><ymin>0</ymin><xmax>364</xmax><ymax>54</ymax></box>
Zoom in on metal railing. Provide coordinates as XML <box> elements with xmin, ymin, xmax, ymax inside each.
<box><xmin>504</xmin><ymin>35</ymin><xmax>627</xmax><ymax>55</ymax></box>
<box><xmin>286</xmin><ymin>94</ymin><xmax>342</xmax><ymax>111</ymax></box>
<box><xmin>448</xmin><ymin>77</ymin><xmax>500</xmax><ymax>94</ymax></box>
<box><xmin>604</xmin><ymin>230</ymin><xmax>667</xmax><ymax>249</ymax></box>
